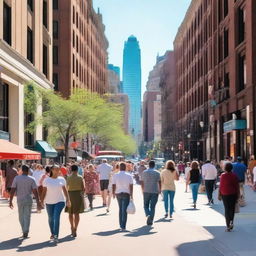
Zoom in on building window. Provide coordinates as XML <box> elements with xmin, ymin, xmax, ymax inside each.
<box><xmin>76</xmin><ymin>12</ymin><xmax>78</xmax><ymax>28</ymax></box>
<box><xmin>53</xmin><ymin>20</ymin><xmax>58</xmax><ymax>39</ymax></box>
<box><xmin>24</xmin><ymin>113</ymin><xmax>34</xmax><ymax>147</ymax></box>
<box><xmin>237</xmin><ymin>54</ymin><xmax>246</xmax><ymax>92</ymax></box>
<box><xmin>53</xmin><ymin>0</ymin><xmax>58</xmax><ymax>10</ymax></box>
<box><xmin>53</xmin><ymin>46</ymin><xmax>58</xmax><ymax>65</ymax></box>
<box><xmin>73</xmin><ymin>54</ymin><xmax>75</xmax><ymax>74</ymax></box>
<box><xmin>76</xmin><ymin>60</ymin><xmax>78</xmax><ymax>77</ymax></box>
<box><xmin>76</xmin><ymin>35</ymin><xmax>79</xmax><ymax>52</ymax></box>
<box><xmin>73</xmin><ymin>6</ymin><xmax>75</xmax><ymax>24</ymax></box>
<box><xmin>0</xmin><ymin>83</ymin><xmax>9</xmax><ymax>132</ymax></box>
<box><xmin>43</xmin><ymin>44</ymin><xmax>48</xmax><ymax>77</ymax></box>
<box><xmin>27</xmin><ymin>0</ymin><xmax>33</xmax><ymax>11</ymax></box>
<box><xmin>237</xmin><ymin>7</ymin><xmax>245</xmax><ymax>45</ymax></box>
<box><xmin>53</xmin><ymin>73</ymin><xmax>59</xmax><ymax>91</ymax></box>
<box><xmin>224</xmin><ymin>29</ymin><xmax>229</xmax><ymax>58</ymax></box>
<box><xmin>43</xmin><ymin>0</ymin><xmax>48</xmax><ymax>29</ymax></box>
<box><xmin>3</xmin><ymin>3</ymin><xmax>12</xmax><ymax>45</ymax></box>
<box><xmin>27</xmin><ymin>27</ymin><xmax>33</xmax><ymax>63</ymax></box>
<box><xmin>224</xmin><ymin>0</ymin><xmax>228</xmax><ymax>17</ymax></box>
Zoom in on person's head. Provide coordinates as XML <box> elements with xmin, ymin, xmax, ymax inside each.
<box><xmin>115</xmin><ymin>163</ymin><xmax>120</xmax><ymax>170</ymax></box>
<box><xmin>88</xmin><ymin>164</ymin><xmax>94</xmax><ymax>172</ymax></box>
<box><xmin>250</xmin><ymin>155</ymin><xmax>255</xmax><ymax>160</ymax></box>
<box><xmin>225</xmin><ymin>162</ymin><xmax>233</xmax><ymax>173</ymax></box>
<box><xmin>8</xmin><ymin>160</ymin><xmax>14</xmax><ymax>167</ymax></box>
<box><xmin>22</xmin><ymin>165</ymin><xmax>29</xmax><ymax>174</ymax></box>
<box><xmin>102</xmin><ymin>159</ymin><xmax>107</xmax><ymax>164</ymax></box>
<box><xmin>165</xmin><ymin>160</ymin><xmax>175</xmax><ymax>172</ymax></box>
<box><xmin>50</xmin><ymin>165</ymin><xmax>60</xmax><ymax>178</ymax></box>
<box><xmin>237</xmin><ymin>156</ymin><xmax>242</xmax><ymax>162</ymax></box>
<box><xmin>149</xmin><ymin>160</ymin><xmax>155</xmax><ymax>169</ymax></box>
<box><xmin>71</xmin><ymin>164</ymin><xmax>78</xmax><ymax>173</ymax></box>
<box><xmin>191</xmin><ymin>161</ymin><xmax>199</xmax><ymax>170</ymax></box>
<box><xmin>140</xmin><ymin>160</ymin><xmax>145</xmax><ymax>166</ymax></box>
<box><xmin>205</xmin><ymin>160</ymin><xmax>211</xmax><ymax>164</ymax></box>
<box><xmin>45</xmin><ymin>166</ymin><xmax>51</xmax><ymax>174</ymax></box>
<box><xmin>186</xmin><ymin>162</ymin><xmax>190</xmax><ymax>167</ymax></box>
<box><xmin>120</xmin><ymin>162</ymin><xmax>126</xmax><ymax>171</ymax></box>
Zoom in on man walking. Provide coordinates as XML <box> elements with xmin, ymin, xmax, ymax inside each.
<box><xmin>97</xmin><ymin>159</ymin><xmax>112</xmax><ymax>206</ymax></box>
<box><xmin>202</xmin><ymin>160</ymin><xmax>217</xmax><ymax>205</ymax></box>
<box><xmin>141</xmin><ymin>160</ymin><xmax>161</xmax><ymax>226</ymax></box>
<box><xmin>9</xmin><ymin>165</ymin><xmax>41</xmax><ymax>238</ymax></box>
<box><xmin>137</xmin><ymin>160</ymin><xmax>147</xmax><ymax>184</ymax></box>
<box><xmin>112</xmin><ymin>162</ymin><xmax>133</xmax><ymax>231</ymax></box>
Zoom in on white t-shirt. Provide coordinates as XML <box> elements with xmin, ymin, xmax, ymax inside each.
<box><xmin>184</xmin><ymin>167</ymin><xmax>191</xmax><ymax>179</ymax></box>
<box><xmin>253</xmin><ymin>167</ymin><xmax>256</xmax><ymax>182</ymax></box>
<box><xmin>112</xmin><ymin>171</ymin><xmax>133</xmax><ymax>194</ymax></box>
<box><xmin>33</xmin><ymin>170</ymin><xmax>45</xmax><ymax>186</ymax></box>
<box><xmin>202</xmin><ymin>163</ymin><xmax>217</xmax><ymax>180</ymax></box>
<box><xmin>97</xmin><ymin>163</ymin><xmax>113</xmax><ymax>180</ymax></box>
<box><xmin>43</xmin><ymin>177</ymin><xmax>66</xmax><ymax>204</ymax></box>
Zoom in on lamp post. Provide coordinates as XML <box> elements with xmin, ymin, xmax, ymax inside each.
<box><xmin>199</xmin><ymin>121</ymin><xmax>204</xmax><ymax>161</ymax></box>
<box><xmin>187</xmin><ymin>133</ymin><xmax>191</xmax><ymax>161</ymax></box>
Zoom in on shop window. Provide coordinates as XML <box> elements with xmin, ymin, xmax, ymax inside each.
<box><xmin>43</xmin><ymin>44</ymin><xmax>48</xmax><ymax>77</ymax></box>
<box><xmin>27</xmin><ymin>27</ymin><xmax>33</xmax><ymax>63</ymax></box>
<box><xmin>237</xmin><ymin>7</ymin><xmax>245</xmax><ymax>45</ymax></box>
<box><xmin>43</xmin><ymin>0</ymin><xmax>48</xmax><ymax>29</ymax></box>
<box><xmin>3</xmin><ymin>2</ymin><xmax>11</xmax><ymax>45</ymax></box>
<box><xmin>53</xmin><ymin>73</ymin><xmax>59</xmax><ymax>91</ymax></box>
<box><xmin>0</xmin><ymin>83</ymin><xmax>9</xmax><ymax>132</ymax></box>
<box><xmin>237</xmin><ymin>55</ymin><xmax>246</xmax><ymax>92</ymax></box>
<box><xmin>27</xmin><ymin>0</ymin><xmax>33</xmax><ymax>11</ymax></box>
<box><xmin>53</xmin><ymin>0</ymin><xmax>58</xmax><ymax>10</ymax></box>
<box><xmin>53</xmin><ymin>45</ymin><xmax>58</xmax><ymax>65</ymax></box>
<box><xmin>53</xmin><ymin>20</ymin><xmax>59</xmax><ymax>39</ymax></box>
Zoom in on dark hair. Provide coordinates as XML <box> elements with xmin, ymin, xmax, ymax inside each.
<box><xmin>225</xmin><ymin>163</ymin><xmax>233</xmax><ymax>172</ymax></box>
<box><xmin>50</xmin><ymin>165</ymin><xmax>59</xmax><ymax>177</ymax></box>
<box><xmin>120</xmin><ymin>162</ymin><xmax>126</xmax><ymax>171</ymax></box>
<box><xmin>22</xmin><ymin>165</ymin><xmax>29</xmax><ymax>173</ymax></box>
<box><xmin>71</xmin><ymin>164</ymin><xmax>78</xmax><ymax>172</ymax></box>
<box><xmin>149</xmin><ymin>160</ymin><xmax>155</xmax><ymax>168</ymax></box>
<box><xmin>165</xmin><ymin>160</ymin><xmax>176</xmax><ymax>172</ymax></box>
<box><xmin>45</xmin><ymin>166</ymin><xmax>51</xmax><ymax>174</ymax></box>
<box><xmin>191</xmin><ymin>161</ymin><xmax>199</xmax><ymax>170</ymax></box>
<box><xmin>8</xmin><ymin>160</ymin><xmax>14</xmax><ymax>166</ymax></box>
<box><xmin>205</xmin><ymin>160</ymin><xmax>211</xmax><ymax>164</ymax></box>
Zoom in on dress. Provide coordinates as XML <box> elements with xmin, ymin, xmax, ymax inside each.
<box><xmin>84</xmin><ymin>171</ymin><xmax>99</xmax><ymax>194</ymax></box>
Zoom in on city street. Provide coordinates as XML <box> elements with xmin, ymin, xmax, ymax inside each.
<box><xmin>1</xmin><ymin>178</ymin><xmax>256</xmax><ymax>256</ymax></box>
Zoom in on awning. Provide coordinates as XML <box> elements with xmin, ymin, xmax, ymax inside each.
<box><xmin>0</xmin><ymin>139</ymin><xmax>41</xmax><ymax>160</ymax></box>
<box><xmin>35</xmin><ymin>140</ymin><xmax>58</xmax><ymax>158</ymax></box>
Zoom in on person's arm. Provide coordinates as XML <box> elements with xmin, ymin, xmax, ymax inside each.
<box><xmin>175</xmin><ymin>171</ymin><xmax>179</xmax><ymax>181</ymax></box>
<box><xmin>158</xmin><ymin>180</ymin><xmax>162</xmax><ymax>194</ymax></box>
<box><xmin>32</xmin><ymin>188</ymin><xmax>42</xmax><ymax>211</ymax></box>
<box><xmin>112</xmin><ymin>184</ymin><xmax>116</xmax><ymax>199</ymax></box>
<box><xmin>62</xmin><ymin>185</ymin><xmax>71</xmax><ymax>208</ymax></box>
<box><xmin>9</xmin><ymin>187</ymin><xmax>16</xmax><ymax>209</ymax></box>
<box><xmin>141</xmin><ymin>181</ymin><xmax>144</xmax><ymax>192</ymax></box>
<box><xmin>186</xmin><ymin>172</ymin><xmax>191</xmax><ymax>186</ymax></box>
<box><xmin>129</xmin><ymin>183</ymin><xmax>133</xmax><ymax>200</ymax></box>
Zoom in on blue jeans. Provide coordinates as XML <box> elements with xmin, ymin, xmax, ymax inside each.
<box><xmin>190</xmin><ymin>183</ymin><xmax>200</xmax><ymax>203</ymax></box>
<box><xmin>116</xmin><ymin>193</ymin><xmax>130</xmax><ymax>229</ymax></box>
<box><xmin>143</xmin><ymin>193</ymin><xmax>159</xmax><ymax>221</ymax></box>
<box><xmin>46</xmin><ymin>202</ymin><xmax>65</xmax><ymax>237</ymax></box>
<box><xmin>163</xmin><ymin>190</ymin><xmax>175</xmax><ymax>215</ymax></box>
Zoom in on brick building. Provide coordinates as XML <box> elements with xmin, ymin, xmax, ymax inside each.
<box><xmin>52</xmin><ymin>0</ymin><xmax>108</xmax><ymax>97</ymax></box>
<box><xmin>174</xmin><ymin>0</ymin><xmax>256</xmax><ymax>162</ymax></box>
<box><xmin>0</xmin><ymin>0</ymin><xmax>53</xmax><ymax>147</ymax></box>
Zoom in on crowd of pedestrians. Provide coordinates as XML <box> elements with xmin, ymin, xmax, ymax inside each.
<box><xmin>0</xmin><ymin>154</ymin><xmax>255</xmax><ymax>243</ymax></box>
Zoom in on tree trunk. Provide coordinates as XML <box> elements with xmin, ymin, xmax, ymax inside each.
<box><xmin>64</xmin><ymin>135</ymin><xmax>69</xmax><ymax>165</ymax></box>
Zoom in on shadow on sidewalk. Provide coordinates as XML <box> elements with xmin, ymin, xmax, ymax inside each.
<box><xmin>92</xmin><ymin>229</ymin><xmax>121</xmax><ymax>236</ymax></box>
<box><xmin>0</xmin><ymin>237</ymin><xmax>23</xmax><ymax>250</ymax></box>
<box><xmin>154</xmin><ymin>217</ymin><xmax>172</xmax><ymax>223</ymax></box>
<box><xmin>124</xmin><ymin>226</ymin><xmax>157</xmax><ymax>237</ymax></box>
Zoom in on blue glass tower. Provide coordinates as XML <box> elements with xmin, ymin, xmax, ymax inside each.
<box><xmin>122</xmin><ymin>35</ymin><xmax>141</xmax><ymax>140</ymax></box>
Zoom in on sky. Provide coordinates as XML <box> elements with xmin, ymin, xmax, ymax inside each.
<box><xmin>93</xmin><ymin>0</ymin><xmax>192</xmax><ymax>95</ymax></box>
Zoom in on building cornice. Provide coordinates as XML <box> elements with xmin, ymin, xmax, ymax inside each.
<box><xmin>0</xmin><ymin>39</ymin><xmax>53</xmax><ymax>89</ymax></box>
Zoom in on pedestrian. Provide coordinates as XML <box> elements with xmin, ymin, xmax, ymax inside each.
<box><xmin>96</xmin><ymin>159</ymin><xmax>112</xmax><ymax>207</ymax></box>
<box><xmin>9</xmin><ymin>165</ymin><xmax>42</xmax><ymax>239</ymax></box>
<box><xmin>137</xmin><ymin>160</ymin><xmax>147</xmax><ymax>185</ymax></box>
<box><xmin>160</xmin><ymin>160</ymin><xmax>179</xmax><ymax>219</ymax></box>
<box><xmin>202</xmin><ymin>160</ymin><xmax>217</xmax><ymax>205</ymax></box>
<box><xmin>66</xmin><ymin>164</ymin><xmax>85</xmax><ymax>237</ymax></box>
<box><xmin>218</xmin><ymin>163</ymin><xmax>240</xmax><ymax>232</ymax></box>
<box><xmin>184</xmin><ymin>162</ymin><xmax>191</xmax><ymax>192</ymax></box>
<box><xmin>112</xmin><ymin>162</ymin><xmax>133</xmax><ymax>231</ymax></box>
<box><xmin>32</xmin><ymin>164</ymin><xmax>45</xmax><ymax>210</ymax></box>
<box><xmin>84</xmin><ymin>164</ymin><xmax>99</xmax><ymax>210</ymax></box>
<box><xmin>247</xmin><ymin>155</ymin><xmax>256</xmax><ymax>184</ymax></box>
<box><xmin>232</xmin><ymin>157</ymin><xmax>247</xmax><ymax>205</ymax></box>
<box><xmin>186</xmin><ymin>161</ymin><xmax>201</xmax><ymax>209</ymax></box>
<box><xmin>141</xmin><ymin>160</ymin><xmax>161</xmax><ymax>226</ymax></box>
<box><xmin>4</xmin><ymin>160</ymin><xmax>18</xmax><ymax>195</ymax></box>
<box><xmin>42</xmin><ymin>165</ymin><xmax>71</xmax><ymax>243</ymax></box>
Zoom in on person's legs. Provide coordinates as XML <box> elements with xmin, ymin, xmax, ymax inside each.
<box><xmin>46</xmin><ymin>204</ymin><xmax>54</xmax><ymax>237</ymax></box>
<box><xmin>17</xmin><ymin>201</ymin><xmax>25</xmax><ymax>234</ymax></box>
<box><xmin>87</xmin><ymin>194</ymin><xmax>93</xmax><ymax>208</ymax></box>
<box><xmin>190</xmin><ymin>183</ymin><xmax>199</xmax><ymax>205</ymax></box>
<box><xmin>163</xmin><ymin>190</ymin><xmax>169</xmax><ymax>215</ymax></box>
<box><xmin>22</xmin><ymin>200</ymin><xmax>33</xmax><ymax>235</ymax></box>
<box><xmin>205</xmin><ymin>180</ymin><xmax>211</xmax><ymax>202</ymax></box>
<box><xmin>143</xmin><ymin>192</ymin><xmax>151</xmax><ymax>217</ymax></box>
<box><xmin>121</xmin><ymin>195</ymin><xmax>130</xmax><ymax>229</ymax></box>
<box><xmin>107</xmin><ymin>192</ymin><xmax>112</xmax><ymax>211</ymax></box>
<box><xmin>103</xmin><ymin>189</ymin><xmax>108</xmax><ymax>205</ymax></box>
<box><xmin>74</xmin><ymin>213</ymin><xmax>80</xmax><ymax>231</ymax></box>
<box><xmin>69</xmin><ymin>213</ymin><xmax>74</xmax><ymax>232</ymax></box>
<box><xmin>222</xmin><ymin>195</ymin><xmax>231</xmax><ymax>228</ymax></box>
<box><xmin>149</xmin><ymin>193</ymin><xmax>159</xmax><ymax>221</ymax></box>
<box><xmin>52</xmin><ymin>202</ymin><xmax>65</xmax><ymax>238</ymax></box>
<box><xmin>117</xmin><ymin>195</ymin><xmax>123</xmax><ymax>228</ymax></box>
<box><xmin>208</xmin><ymin>180</ymin><xmax>215</xmax><ymax>203</ymax></box>
<box><xmin>169</xmin><ymin>190</ymin><xmax>175</xmax><ymax>216</ymax></box>
<box><xmin>228</xmin><ymin>195</ymin><xmax>237</xmax><ymax>226</ymax></box>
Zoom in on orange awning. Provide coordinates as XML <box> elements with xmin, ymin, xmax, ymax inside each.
<box><xmin>0</xmin><ymin>139</ymin><xmax>41</xmax><ymax>160</ymax></box>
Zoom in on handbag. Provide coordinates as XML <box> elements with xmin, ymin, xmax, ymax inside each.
<box><xmin>127</xmin><ymin>200</ymin><xmax>136</xmax><ymax>214</ymax></box>
<box><xmin>235</xmin><ymin>202</ymin><xmax>240</xmax><ymax>213</ymax></box>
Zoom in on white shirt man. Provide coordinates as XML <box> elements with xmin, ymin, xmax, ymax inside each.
<box><xmin>202</xmin><ymin>161</ymin><xmax>217</xmax><ymax>204</ymax></box>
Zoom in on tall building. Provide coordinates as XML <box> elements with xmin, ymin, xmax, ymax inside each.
<box><xmin>52</xmin><ymin>0</ymin><xmax>108</xmax><ymax>97</ymax></box>
<box><xmin>108</xmin><ymin>64</ymin><xmax>120</xmax><ymax>93</ymax></box>
<box><xmin>0</xmin><ymin>0</ymin><xmax>53</xmax><ymax>147</ymax></box>
<box><xmin>122</xmin><ymin>35</ymin><xmax>141</xmax><ymax>140</ymax></box>
<box><xmin>174</xmin><ymin>0</ymin><xmax>256</xmax><ymax>162</ymax></box>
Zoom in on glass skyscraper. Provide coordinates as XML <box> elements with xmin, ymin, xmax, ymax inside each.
<box><xmin>122</xmin><ymin>35</ymin><xmax>141</xmax><ymax>140</ymax></box>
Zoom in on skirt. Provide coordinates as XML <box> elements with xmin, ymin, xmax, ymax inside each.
<box><xmin>65</xmin><ymin>191</ymin><xmax>85</xmax><ymax>214</ymax></box>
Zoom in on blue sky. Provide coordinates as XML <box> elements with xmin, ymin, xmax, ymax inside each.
<box><xmin>93</xmin><ymin>0</ymin><xmax>191</xmax><ymax>94</ymax></box>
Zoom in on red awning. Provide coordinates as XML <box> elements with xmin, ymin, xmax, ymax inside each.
<box><xmin>0</xmin><ymin>139</ymin><xmax>41</xmax><ymax>160</ymax></box>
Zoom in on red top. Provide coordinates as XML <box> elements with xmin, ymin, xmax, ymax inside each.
<box><xmin>219</xmin><ymin>172</ymin><xmax>239</xmax><ymax>195</ymax></box>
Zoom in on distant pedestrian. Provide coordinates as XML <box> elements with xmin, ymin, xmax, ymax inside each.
<box><xmin>218</xmin><ymin>163</ymin><xmax>240</xmax><ymax>232</ymax></box>
<box><xmin>248</xmin><ymin>155</ymin><xmax>256</xmax><ymax>184</ymax></box>
<box><xmin>112</xmin><ymin>162</ymin><xmax>133</xmax><ymax>231</ymax></box>
<box><xmin>160</xmin><ymin>160</ymin><xmax>179</xmax><ymax>219</ymax></box>
<box><xmin>137</xmin><ymin>160</ymin><xmax>147</xmax><ymax>185</ymax></box>
<box><xmin>42</xmin><ymin>165</ymin><xmax>71</xmax><ymax>243</ymax></box>
<box><xmin>9</xmin><ymin>165</ymin><xmax>41</xmax><ymax>239</ymax></box>
<box><xmin>202</xmin><ymin>160</ymin><xmax>217</xmax><ymax>205</ymax></box>
<box><xmin>184</xmin><ymin>162</ymin><xmax>191</xmax><ymax>192</ymax></box>
<box><xmin>84</xmin><ymin>164</ymin><xmax>99</xmax><ymax>210</ymax></box>
<box><xmin>5</xmin><ymin>160</ymin><xmax>18</xmax><ymax>194</ymax></box>
<box><xmin>32</xmin><ymin>164</ymin><xmax>45</xmax><ymax>209</ymax></box>
<box><xmin>186</xmin><ymin>161</ymin><xmax>201</xmax><ymax>209</ymax></box>
<box><xmin>66</xmin><ymin>165</ymin><xmax>85</xmax><ymax>237</ymax></box>
<box><xmin>141</xmin><ymin>160</ymin><xmax>161</xmax><ymax>225</ymax></box>
<box><xmin>97</xmin><ymin>159</ymin><xmax>112</xmax><ymax>206</ymax></box>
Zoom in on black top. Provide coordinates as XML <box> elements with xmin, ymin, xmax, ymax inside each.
<box><xmin>189</xmin><ymin>169</ymin><xmax>201</xmax><ymax>184</ymax></box>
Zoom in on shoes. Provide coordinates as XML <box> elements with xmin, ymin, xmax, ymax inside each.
<box><xmin>170</xmin><ymin>214</ymin><xmax>173</xmax><ymax>219</ymax></box>
<box><xmin>147</xmin><ymin>216</ymin><xmax>153</xmax><ymax>226</ymax></box>
<box><xmin>164</xmin><ymin>213</ymin><xmax>168</xmax><ymax>218</ymax></box>
<box><xmin>50</xmin><ymin>234</ymin><xmax>54</xmax><ymax>240</ymax></box>
<box><xmin>106</xmin><ymin>208</ymin><xmax>110</xmax><ymax>213</ymax></box>
<box><xmin>193</xmin><ymin>203</ymin><xmax>196</xmax><ymax>209</ymax></box>
<box><xmin>23</xmin><ymin>232</ymin><xmax>28</xmax><ymax>239</ymax></box>
<box><xmin>229</xmin><ymin>221</ymin><xmax>234</xmax><ymax>230</ymax></box>
<box><xmin>53</xmin><ymin>236</ymin><xmax>59</xmax><ymax>243</ymax></box>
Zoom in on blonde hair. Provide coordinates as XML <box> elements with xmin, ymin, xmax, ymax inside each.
<box><xmin>191</xmin><ymin>161</ymin><xmax>199</xmax><ymax>170</ymax></box>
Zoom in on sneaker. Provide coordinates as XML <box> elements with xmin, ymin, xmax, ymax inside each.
<box><xmin>23</xmin><ymin>232</ymin><xmax>28</xmax><ymax>239</ymax></box>
<box><xmin>147</xmin><ymin>216</ymin><xmax>153</xmax><ymax>226</ymax></box>
<box><xmin>164</xmin><ymin>213</ymin><xmax>168</xmax><ymax>218</ymax></box>
<box><xmin>54</xmin><ymin>236</ymin><xmax>59</xmax><ymax>243</ymax></box>
<box><xmin>170</xmin><ymin>214</ymin><xmax>173</xmax><ymax>219</ymax></box>
<box><xmin>50</xmin><ymin>234</ymin><xmax>54</xmax><ymax>240</ymax></box>
<box><xmin>193</xmin><ymin>203</ymin><xmax>196</xmax><ymax>209</ymax></box>
<box><xmin>106</xmin><ymin>208</ymin><xmax>110</xmax><ymax>213</ymax></box>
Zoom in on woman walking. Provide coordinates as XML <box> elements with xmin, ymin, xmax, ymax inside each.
<box><xmin>161</xmin><ymin>160</ymin><xmax>179</xmax><ymax>218</ymax></box>
<box><xmin>186</xmin><ymin>161</ymin><xmax>201</xmax><ymax>209</ymax></box>
<box><xmin>84</xmin><ymin>164</ymin><xmax>99</xmax><ymax>210</ymax></box>
<box><xmin>42</xmin><ymin>165</ymin><xmax>71</xmax><ymax>243</ymax></box>
<box><xmin>218</xmin><ymin>163</ymin><xmax>240</xmax><ymax>232</ymax></box>
<box><xmin>66</xmin><ymin>164</ymin><xmax>85</xmax><ymax>237</ymax></box>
